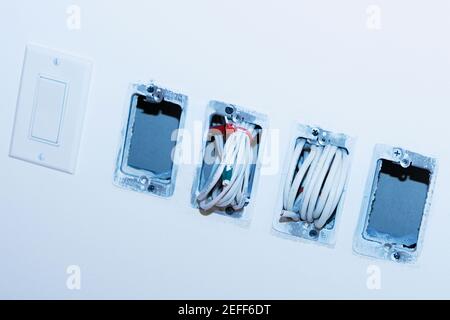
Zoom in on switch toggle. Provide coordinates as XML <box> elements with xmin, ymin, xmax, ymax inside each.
<box><xmin>30</xmin><ymin>76</ymin><xmax>67</xmax><ymax>145</ymax></box>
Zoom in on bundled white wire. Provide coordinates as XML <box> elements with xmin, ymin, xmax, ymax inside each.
<box><xmin>281</xmin><ymin>139</ymin><xmax>349</xmax><ymax>229</ymax></box>
<box><xmin>197</xmin><ymin>122</ymin><xmax>257</xmax><ymax>212</ymax></box>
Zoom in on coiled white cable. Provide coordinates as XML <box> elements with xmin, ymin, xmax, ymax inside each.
<box><xmin>281</xmin><ymin>139</ymin><xmax>349</xmax><ymax>229</ymax></box>
<box><xmin>197</xmin><ymin>122</ymin><xmax>257</xmax><ymax>212</ymax></box>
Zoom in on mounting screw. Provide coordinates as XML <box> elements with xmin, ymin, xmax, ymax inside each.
<box><xmin>319</xmin><ymin>134</ymin><xmax>327</xmax><ymax>145</ymax></box>
<box><xmin>225</xmin><ymin>106</ymin><xmax>234</xmax><ymax>115</ymax></box>
<box><xmin>400</xmin><ymin>154</ymin><xmax>411</xmax><ymax>168</ymax></box>
<box><xmin>311</xmin><ymin>128</ymin><xmax>320</xmax><ymax>137</ymax></box>
<box><xmin>225</xmin><ymin>207</ymin><xmax>234</xmax><ymax>215</ymax></box>
<box><xmin>148</xmin><ymin>185</ymin><xmax>155</xmax><ymax>192</ymax></box>
<box><xmin>146</xmin><ymin>85</ymin><xmax>163</xmax><ymax>103</ymax></box>
<box><xmin>53</xmin><ymin>58</ymin><xmax>60</xmax><ymax>66</ymax></box>
<box><xmin>139</xmin><ymin>176</ymin><xmax>149</xmax><ymax>185</ymax></box>
<box><xmin>309</xmin><ymin>229</ymin><xmax>318</xmax><ymax>238</ymax></box>
<box><xmin>153</xmin><ymin>88</ymin><xmax>164</xmax><ymax>103</ymax></box>
<box><xmin>393</xmin><ymin>148</ymin><xmax>402</xmax><ymax>160</ymax></box>
<box><xmin>392</xmin><ymin>251</ymin><xmax>401</xmax><ymax>261</ymax></box>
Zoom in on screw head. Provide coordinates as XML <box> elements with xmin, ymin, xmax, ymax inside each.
<box><xmin>225</xmin><ymin>207</ymin><xmax>234</xmax><ymax>215</ymax></box>
<box><xmin>400</xmin><ymin>154</ymin><xmax>411</xmax><ymax>168</ymax></box>
<box><xmin>225</xmin><ymin>106</ymin><xmax>234</xmax><ymax>115</ymax></box>
<box><xmin>309</xmin><ymin>229</ymin><xmax>318</xmax><ymax>238</ymax></box>
<box><xmin>153</xmin><ymin>89</ymin><xmax>163</xmax><ymax>103</ymax></box>
<box><xmin>393</xmin><ymin>148</ymin><xmax>403</xmax><ymax>160</ymax></box>
<box><xmin>319</xmin><ymin>135</ymin><xmax>327</xmax><ymax>145</ymax></box>
<box><xmin>392</xmin><ymin>251</ymin><xmax>401</xmax><ymax>261</ymax></box>
<box><xmin>311</xmin><ymin>128</ymin><xmax>320</xmax><ymax>137</ymax></box>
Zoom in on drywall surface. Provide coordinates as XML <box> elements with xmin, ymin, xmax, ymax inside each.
<box><xmin>1</xmin><ymin>0</ymin><xmax>450</xmax><ymax>299</ymax></box>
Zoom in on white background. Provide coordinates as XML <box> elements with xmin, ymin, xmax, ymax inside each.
<box><xmin>1</xmin><ymin>0</ymin><xmax>450</xmax><ymax>299</ymax></box>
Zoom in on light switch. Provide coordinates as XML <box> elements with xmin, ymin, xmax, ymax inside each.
<box><xmin>30</xmin><ymin>76</ymin><xmax>67</xmax><ymax>144</ymax></box>
<box><xmin>10</xmin><ymin>44</ymin><xmax>92</xmax><ymax>174</ymax></box>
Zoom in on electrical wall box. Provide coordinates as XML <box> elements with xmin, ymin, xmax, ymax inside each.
<box><xmin>191</xmin><ymin>101</ymin><xmax>268</xmax><ymax>222</ymax></box>
<box><xmin>272</xmin><ymin>123</ymin><xmax>354</xmax><ymax>246</ymax></box>
<box><xmin>114</xmin><ymin>82</ymin><xmax>187</xmax><ymax>198</ymax></box>
<box><xmin>9</xmin><ymin>44</ymin><xmax>92</xmax><ymax>174</ymax></box>
<box><xmin>353</xmin><ymin>144</ymin><xmax>437</xmax><ymax>263</ymax></box>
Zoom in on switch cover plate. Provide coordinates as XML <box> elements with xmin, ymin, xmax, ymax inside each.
<box><xmin>10</xmin><ymin>44</ymin><xmax>92</xmax><ymax>174</ymax></box>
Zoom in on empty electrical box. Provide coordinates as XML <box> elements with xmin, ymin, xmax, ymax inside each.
<box><xmin>114</xmin><ymin>83</ymin><xmax>187</xmax><ymax>198</ymax></box>
<box><xmin>353</xmin><ymin>144</ymin><xmax>437</xmax><ymax>263</ymax></box>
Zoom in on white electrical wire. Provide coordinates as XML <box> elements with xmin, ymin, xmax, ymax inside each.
<box><xmin>281</xmin><ymin>138</ymin><xmax>349</xmax><ymax>229</ymax></box>
<box><xmin>197</xmin><ymin>121</ymin><xmax>257</xmax><ymax>212</ymax></box>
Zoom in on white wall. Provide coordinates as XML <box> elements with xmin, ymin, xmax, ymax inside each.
<box><xmin>1</xmin><ymin>0</ymin><xmax>450</xmax><ymax>299</ymax></box>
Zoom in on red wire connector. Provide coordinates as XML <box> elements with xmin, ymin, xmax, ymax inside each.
<box><xmin>210</xmin><ymin>123</ymin><xmax>253</xmax><ymax>141</ymax></box>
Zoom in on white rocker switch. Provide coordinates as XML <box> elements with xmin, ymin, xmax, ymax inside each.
<box><xmin>30</xmin><ymin>76</ymin><xmax>67</xmax><ymax>144</ymax></box>
<box><xmin>10</xmin><ymin>44</ymin><xmax>92</xmax><ymax>174</ymax></box>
